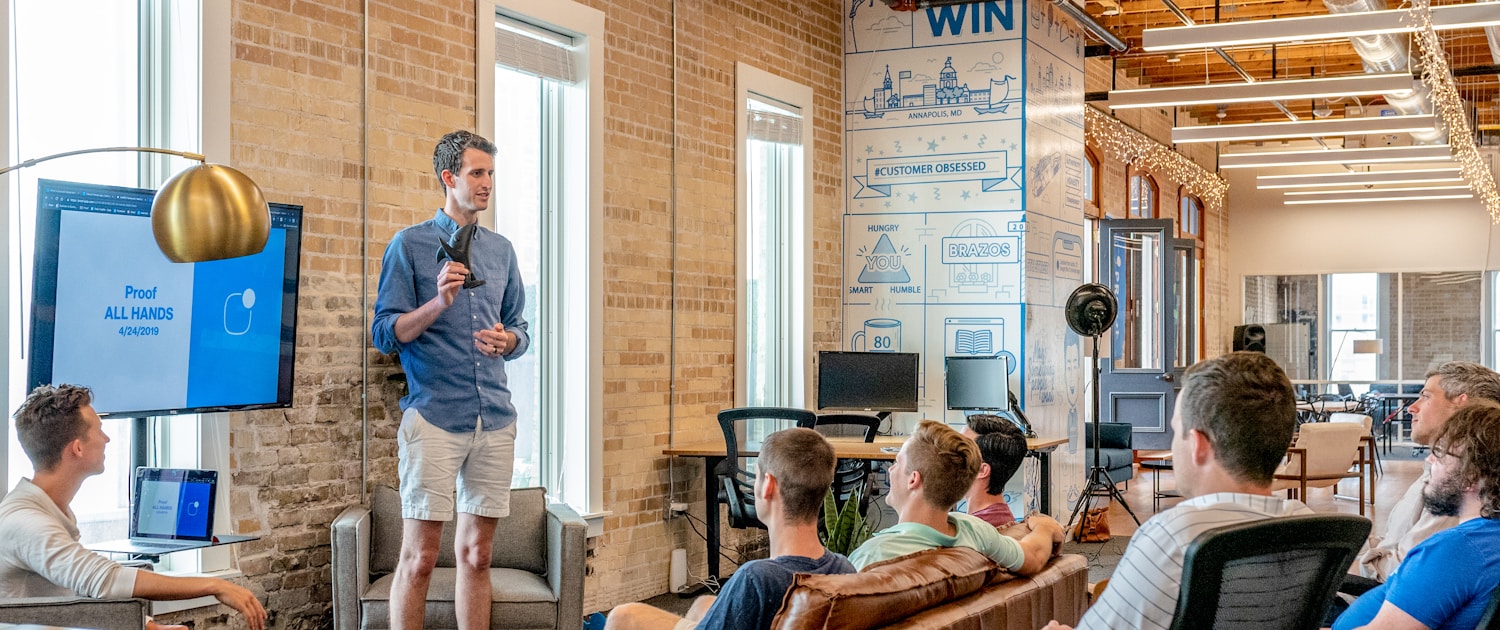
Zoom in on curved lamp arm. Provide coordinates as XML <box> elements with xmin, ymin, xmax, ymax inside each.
<box><xmin>0</xmin><ymin>147</ymin><xmax>206</xmax><ymax>176</ymax></box>
<box><xmin>0</xmin><ymin>146</ymin><xmax>268</xmax><ymax>263</ymax></box>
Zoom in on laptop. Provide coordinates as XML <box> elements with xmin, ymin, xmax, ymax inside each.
<box><xmin>87</xmin><ymin>468</ymin><xmax>220</xmax><ymax>556</ymax></box>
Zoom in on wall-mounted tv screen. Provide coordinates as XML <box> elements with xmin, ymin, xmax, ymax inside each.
<box><xmin>945</xmin><ymin>355</ymin><xmax>1009</xmax><ymax>411</ymax></box>
<box><xmin>28</xmin><ymin>179</ymin><xmax>302</xmax><ymax>418</ymax></box>
<box><xmin>817</xmin><ymin>351</ymin><xmax>919</xmax><ymax>412</ymax></box>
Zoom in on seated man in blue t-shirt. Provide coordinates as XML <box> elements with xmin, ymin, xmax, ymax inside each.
<box><xmin>606</xmin><ymin>428</ymin><xmax>854</xmax><ymax>630</ymax></box>
<box><xmin>1334</xmin><ymin>402</ymin><xmax>1500</xmax><ymax>630</ymax></box>
<box><xmin>849</xmin><ymin>420</ymin><xmax>1063</xmax><ymax>573</ymax></box>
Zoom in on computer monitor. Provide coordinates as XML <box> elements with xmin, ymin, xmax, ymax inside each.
<box><xmin>816</xmin><ymin>351</ymin><xmax>919</xmax><ymax>412</ymax></box>
<box><xmin>945</xmin><ymin>355</ymin><xmax>1009</xmax><ymax>411</ymax></box>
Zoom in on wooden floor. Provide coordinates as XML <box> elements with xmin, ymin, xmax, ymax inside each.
<box><xmin>1093</xmin><ymin>448</ymin><xmax>1424</xmax><ymax>539</ymax></box>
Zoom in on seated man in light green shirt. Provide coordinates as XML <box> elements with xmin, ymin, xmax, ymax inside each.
<box><xmin>850</xmin><ymin>420</ymin><xmax>1064</xmax><ymax>573</ymax></box>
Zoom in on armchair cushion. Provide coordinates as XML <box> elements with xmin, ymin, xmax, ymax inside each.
<box><xmin>0</xmin><ymin>595</ymin><xmax>147</xmax><ymax>630</ymax></box>
<box><xmin>361</xmin><ymin>568</ymin><xmax>557</xmax><ymax>629</ymax></box>
<box><xmin>369</xmin><ymin>485</ymin><xmax>547</xmax><ymax>575</ymax></box>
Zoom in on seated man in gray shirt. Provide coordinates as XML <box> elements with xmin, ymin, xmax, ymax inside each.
<box><xmin>606</xmin><ymin>428</ymin><xmax>855</xmax><ymax>630</ymax></box>
<box><xmin>0</xmin><ymin>385</ymin><xmax>265</xmax><ymax>630</ymax></box>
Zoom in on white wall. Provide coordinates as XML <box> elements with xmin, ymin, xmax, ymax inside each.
<box><xmin>1227</xmin><ymin>165</ymin><xmax>1500</xmax><ymax>326</ymax></box>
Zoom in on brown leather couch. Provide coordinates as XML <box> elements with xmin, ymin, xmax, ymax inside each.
<box><xmin>771</xmin><ymin>547</ymin><xmax>1088</xmax><ymax>630</ymax></box>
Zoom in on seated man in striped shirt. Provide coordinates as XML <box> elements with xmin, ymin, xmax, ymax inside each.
<box><xmin>1046</xmin><ymin>351</ymin><xmax>1314</xmax><ymax>630</ymax></box>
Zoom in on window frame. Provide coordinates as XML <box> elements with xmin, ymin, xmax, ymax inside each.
<box><xmin>1128</xmin><ymin>170</ymin><xmax>1158</xmax><ymax>219</ymax></box>
<box><xmin>1178</xmin><ymin>189</ymin><xmax>1204</xmax><ymax>242</ymax></box>
<box><xmin>0</xmin><ymin>0</ymin><xmax>235</xmax><ymax>593</ymax></box>
<box><xmin>733</xmin><ymin>63</ymin><xmax>813</xmax><ymax>409</ymax></box>
<box><xmin>477</xmin><ymin>0</ymin><xmax>605</xmax><ymax>526</ymax></box>
<box><xmin>1084</xmin><ymin>148</ymin><xmax>1101</xmax><ymax>219</ymax></box>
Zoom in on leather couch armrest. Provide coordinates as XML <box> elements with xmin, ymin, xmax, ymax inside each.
<box><xmin>0</xmin><ymin>595</ymin><xmax>148</xmax><ymax>630</ymax></box>
<box><xmin>547</xmin><ymin>502</ymin><xmax>587</xmax><ymax>630</ymax></box>
<box><xmin>331</xmin><ymin>503</ymin><xmax>372</xmax><ymax>630</ymax></box>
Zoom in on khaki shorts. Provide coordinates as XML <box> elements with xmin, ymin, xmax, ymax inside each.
<box><xmin>397</xmin><ymin>407</ymin><xmax>516</xmax><ymax>521</ymax></box>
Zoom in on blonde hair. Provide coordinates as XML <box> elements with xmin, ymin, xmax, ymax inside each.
<box><xmin>905</xmin><ymin>420</ymin><xmax>981</xmax><ymax>510</ymax></box>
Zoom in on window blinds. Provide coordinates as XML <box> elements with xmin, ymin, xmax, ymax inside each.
<box><xmin>747</xmin><ymin>96</ymin><xmax>802</xmax><ymax>146</ymax></box>
<box><xmin>495</xmin><ymin>14</ymin><xmax>576</xmax><ymax>84</ymax></box>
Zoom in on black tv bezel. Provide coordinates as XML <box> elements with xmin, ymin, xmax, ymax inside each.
<box><xmin>27</xmin><ymin>179</ymin><xmax>302</xmax><ymax>419</ymax></box>
<box><xmin>816</xmin><ymin>350</ymin><xmax>921</xmax><ymax>412</ymax></box>
<box><xmin>944</xmin><ymin>354</ymin><xmax>1010</xmax><ymax>411</ymax></box>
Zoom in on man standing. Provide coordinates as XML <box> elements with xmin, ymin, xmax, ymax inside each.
<box><xmin>1047</xmin><ymin>351</ymin><xmax>1313</xmax><ymax>630</ymax></box>
<box><xmin>0</xmin><ymin>385</ymin><xmax>265</xmax><ymax>630</ymax></box>
<box><xmin>849</xmin><ymin>420</ymin><xmax>1063</xmax><ymax>573</ymax></box>
<box><xmin>605</xmin><ymin>428</ymin><xmax>855</xmax><ymax>630</ymax></box>
<box><xmin>373</xmin><ymin>130</ymin><xmax>531</xmax><ymax>629</ymax></box>
<box><xmin>1355</xmin><ymin>361</ymin><xmax>1500</xmax><ymax>582</ymax></box>
<box><xmin>962</xmin><ymin>414</ymin><xmax>1027</xmax><ymax>527</ymax></box>
<box><xmin>1333</xmin><ymin>402</ymin><xmax>1500</xmax><ymax>629</ymax></box>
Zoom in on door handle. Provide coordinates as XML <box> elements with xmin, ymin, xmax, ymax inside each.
<box><xmin>1158</xmin><ymin>373</ymin><xmax>1175</xmax><ymax>382</ymax></box>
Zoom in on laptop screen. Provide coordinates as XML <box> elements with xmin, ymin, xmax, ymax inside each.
<box><xmin>131</xmin><ymin>468</ymin><xmax>217</xmax><ymax>541</ymax></box>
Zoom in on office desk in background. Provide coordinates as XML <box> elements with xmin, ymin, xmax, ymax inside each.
<box><xmin>663</xmin><ymin>435</ymin><xmax>1068</xmax><ymax>581</ymax></box>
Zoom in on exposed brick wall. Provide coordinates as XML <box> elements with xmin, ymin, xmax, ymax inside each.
<box><xmin>160</xmin><ymin>0</ymin><xmax>843</xmax><ymax>626</ymax></box>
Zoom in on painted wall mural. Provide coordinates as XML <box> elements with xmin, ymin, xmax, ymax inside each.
<box><xmin>844</xmin><ymin>0</ymin><xmax>1086</xmax><ymax>515</ymax></box>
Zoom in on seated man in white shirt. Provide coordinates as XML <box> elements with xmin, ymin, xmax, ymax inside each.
<box><xmin>848</xmin><ymin>420</ymin><xmax>1063</xmax><ymax>573</ymax></box>
<box><xmin>1046</xmin><ymin>351</ymin><xmax>1313</xmax><ymax>630</ymax></box>
<box><xmin>1353</xmin><ymin>361</ymin><xmax>1500</xmax><ymax>584</ymax></box>
<box><xmin>0</xmin><ymin>384</ymin><xmax>266</xmax><ymax>630</ymax></box>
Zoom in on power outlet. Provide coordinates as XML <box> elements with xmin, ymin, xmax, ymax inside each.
<box><xmin>668</xmin><ymin>502</ymin><xmax>689</xmax><ymax>518</ymax></box>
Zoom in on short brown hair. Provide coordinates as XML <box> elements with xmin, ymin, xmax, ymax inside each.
<box><xmin>13</xmin><ymin>385</ymin><xmax>93</xmax><ymax>472</ymax></box>
<box><xmin>758</xmin><ymin>428</ymin><xmax>837</xmax><ymax>523</ymax></box>
<box><xmin>432</xmin><ymin>130</ymin><xmax>497</xmax><ymax>193</ymax></box>
<box><xmin>906</xmin><ymin>420</ymin><xmax>980</xmax><ymax>510</ymax></box>
<box><xmin>1178</xmin><ymin>352</ymin><xmax>1297</xmax><ymax>485</ymax></box>
<box><xmin>1427</xmin><ymin>362</ymin><xmax>1500</xmax><ymax>405</ymax></box>
<box><xmin>1431</xmin><ymin>401</ymin><xmax>1500</xmax><ymax>518</ymax></box>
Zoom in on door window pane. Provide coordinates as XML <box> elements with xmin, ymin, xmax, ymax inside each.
<box><xmin>1109</xmin><ymin>229</ymin><xmax>1162</xmax><ymax>370</ymax></box>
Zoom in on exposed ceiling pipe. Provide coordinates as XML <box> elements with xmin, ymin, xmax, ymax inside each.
<box><xmin>1159</xmin><ymin>0</ymin><xmax>1300</xmax><ymax>122</ymax></box>
<box><xmin>1323</xmin><ymin>0</ymin><xmax>1444</xmax><ymax>144</ymax></box>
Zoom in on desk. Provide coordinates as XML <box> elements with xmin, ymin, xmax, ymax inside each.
<box><xmin>664</xmin><ymin>435</ymin><xmax>1067</xmax><ymax>581</ymax></box>
<box><xmin>1370</xmin><ymin>393</ymin><xmax>1420</xmax><ymax>452</ymax></box>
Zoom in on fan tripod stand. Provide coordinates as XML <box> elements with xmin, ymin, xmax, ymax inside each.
<box><xmin>1061</xmin><ymin>283</ymin><xmax>1141</xmax><ymax>536</ymax></box>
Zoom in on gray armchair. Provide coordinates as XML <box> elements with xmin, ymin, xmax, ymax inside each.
<box><xmin>332</xmin><ymin>485</ymin><xmax>586</xmax><ymax>630</ymax></box>
<box><xmin>0</xmin><ymin>595</ymin><xmax>147</xmax><ymax>630</ymax></box>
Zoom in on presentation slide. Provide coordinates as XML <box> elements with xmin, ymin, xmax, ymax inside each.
<box><xmin>32</xmin><ymin>180</ymin><xmax>299</xmax><ymax>416</ymax></box>
<box><xmin>136</xmin><ymin>479</ymin><xmax>182</xmax><ymax>537</ymax></box>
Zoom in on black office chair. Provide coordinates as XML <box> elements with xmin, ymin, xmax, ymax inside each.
<box><xmin>1168</xmin><ymin>514</ymin><xmax>1372</xmax><ymax>630</ymax></box>
<box><xmin>716</xmin><ymin>407</ymin><xmax>817</xmax><ymax>530</ymax></box>
<box><xmin>813</xmin><ymin>414</ymin><xmax>881</xmax><ymax>513</ymax></box>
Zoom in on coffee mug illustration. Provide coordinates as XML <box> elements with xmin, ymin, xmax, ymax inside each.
<box><xmin>852</xmin><ymin>318</ymin><xmax>902</xmax><ymax>352</ymax></box>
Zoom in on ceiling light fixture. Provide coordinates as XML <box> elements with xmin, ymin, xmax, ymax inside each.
<box><xmin>1257</xmin><ymin>167</ymin><xmax>1463</xmax><ymax>189</ymax></box>
<box><xmin>1282</xmin><ymin>189</ymin><xmax>1474</xmax><ymax>204</ymax></box>
<box><xmin>1166</xmin><ymin>53</ymin><xmax>1181</xmax><ymax>63</ymax></box>
<box><xmin>1143</xmin><ymin>2</ymin><xmax>1500</xmax><ymax>52</ymax></box>
<box><xmin>1283</xmin><ymin>184</ymin><xmax>1472</xmax><ymax>196</ymax></box>
<box><xmin>1219</xmin><ymin>144</ymin><xmax>1455</xmax><ymax>168</ymax></box>
<box><xmin>1173</xmin><ymin>114</ymin><xmax>1435</xmax><ymax>144</ymax></box>
<box><xmin>1107</xmin><ymin>73</ymin><xmax>1413</xmax><ymax>109</ymax></box>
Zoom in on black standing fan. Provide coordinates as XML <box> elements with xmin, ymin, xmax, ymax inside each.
<box><xmin>1064</xmin><ymin>283</ymin><xmax>1142</xmax><ymax>536</ymax></box>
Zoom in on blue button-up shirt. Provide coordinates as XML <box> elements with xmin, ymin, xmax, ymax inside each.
<box><xmin>372</xmin><ymin>210</ymin><xmax>530</xmax><ymax>433</ymax></box>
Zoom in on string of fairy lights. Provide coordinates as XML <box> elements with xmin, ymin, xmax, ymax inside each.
<box><xmin>1084</xmin><ymin>105</ymin><xmax>1229</xmax><ymax>214</ymax></box>
<box><xmin>1408</xmin><ymin>0</ymin><xmax>1500</xmax><ymax>222</ymax></box>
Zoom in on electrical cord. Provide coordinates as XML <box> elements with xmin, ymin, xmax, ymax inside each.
<box><xmin>679</xmin><ymin>512</ymin><xmax>748</xmax><ymax>572</ymax></box>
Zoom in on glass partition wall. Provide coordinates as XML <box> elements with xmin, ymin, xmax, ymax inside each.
<box><xmin>1244</xmin><ymin>272</ymin><xmax>1487</xmax><ymax>390</ymax></box>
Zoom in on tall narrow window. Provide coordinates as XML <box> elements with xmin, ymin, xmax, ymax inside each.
<box><xmin>1084</xmin><ymin>149</ymin><xmax>1100</xmax><ymax>217</ymax></box>
<box><xmin>6</xmin><ymin>2</ymin><xmax>210</xmax><ymax>551</ymax></box>
<box><xmin>1327</xmin><ymin>273</ymin><xmax>1379</xmax><ymax>382</ymax></box>
<box><xmin>744</xmin><ymin>96</ymin><xmax>802</xmax><ymax>407</ymax></box>
<box><xmin>483</xmin><ymin>1</ymin><xmax>604</xmax><ymax>517</ymax></box>
<box><xmin>1180</xmin><ymin>194</ymin><xmax>1203</xmax><ymax>239</ymax></box>
<box><xmin>736</xmin><ymin>65</ymin><xmax>812</xmax><ymax>413</ymax></box>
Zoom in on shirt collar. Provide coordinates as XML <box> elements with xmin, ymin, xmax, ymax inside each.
<box><xmin>432</xmin><ymin>209</ymin><xmax>460</xmax><ymax>234</ymax></box>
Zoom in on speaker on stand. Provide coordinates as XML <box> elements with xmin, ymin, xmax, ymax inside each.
<box><xmin>1233</xmin><ymin>324</ymin><xmax>1267</xmax><ymax>353</ymax></box>
<box><xmin>1064</xmin><ymin>283</ymin><xmax>1142</xmax><ymax>536</ymax></box>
